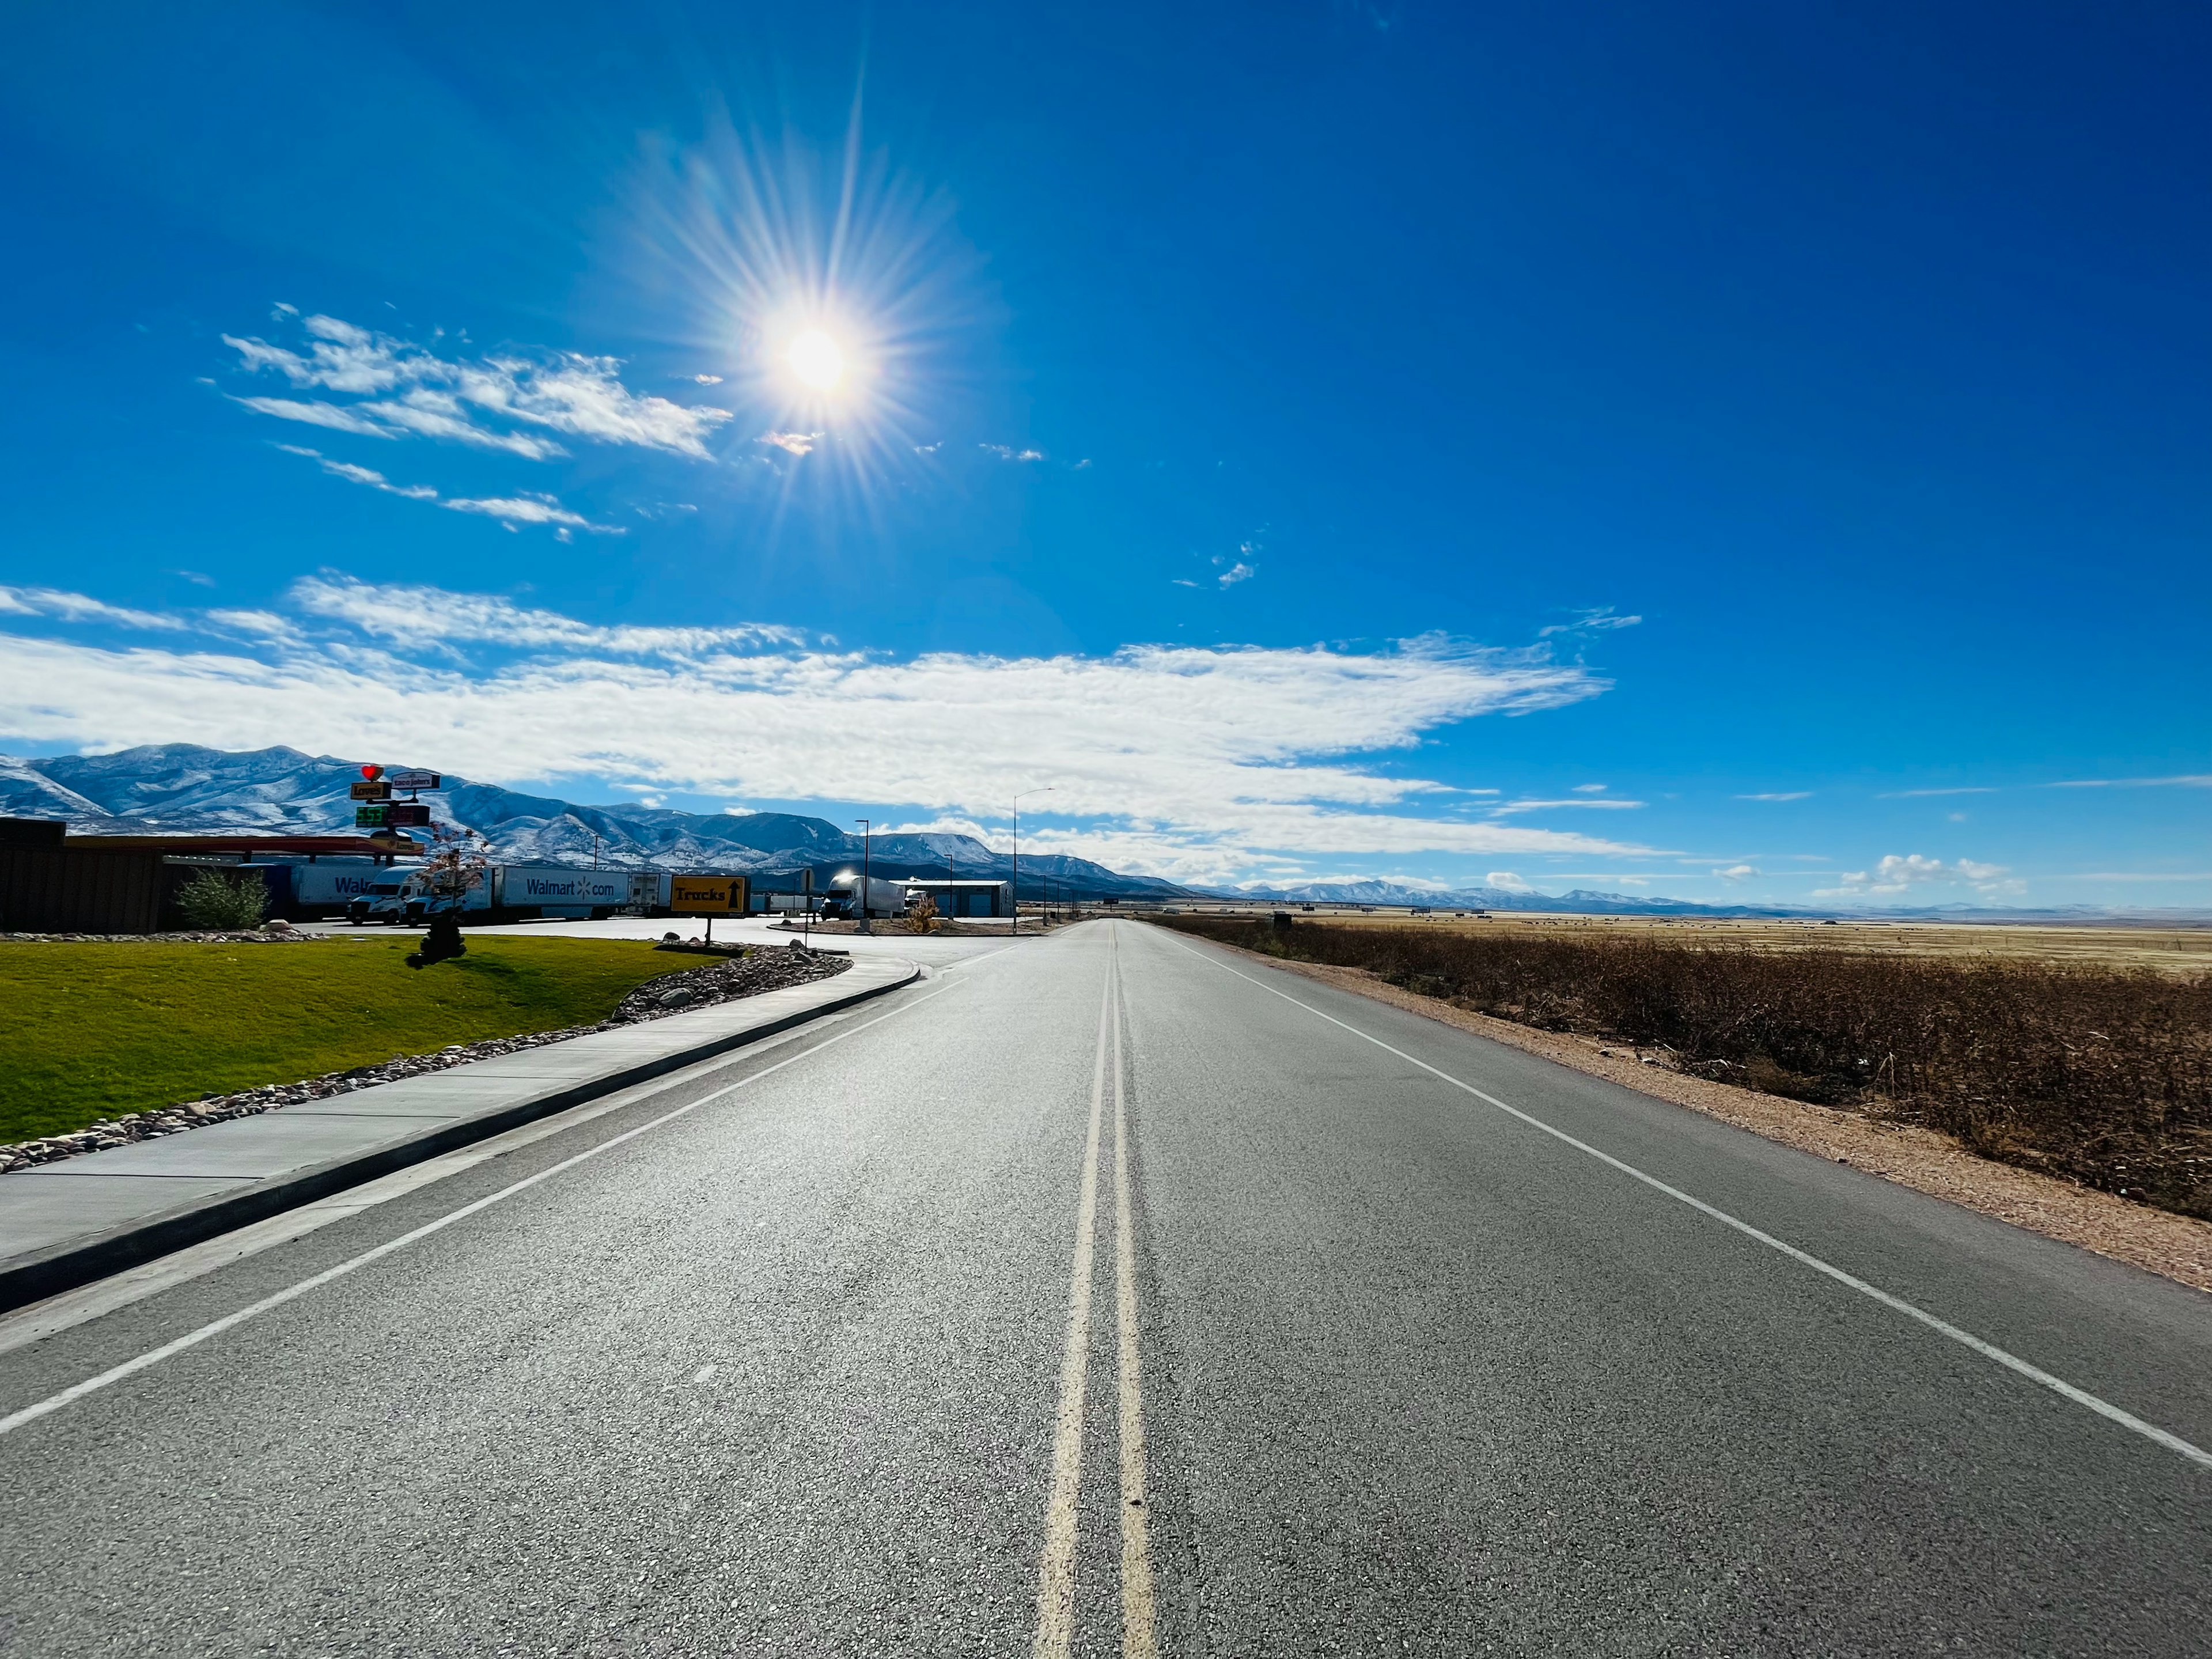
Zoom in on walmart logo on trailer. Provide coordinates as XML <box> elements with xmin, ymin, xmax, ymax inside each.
<box><xmin>519</xmin><ymin>874</ymin><xmax>626</xmax><ymax>903</ymax></box>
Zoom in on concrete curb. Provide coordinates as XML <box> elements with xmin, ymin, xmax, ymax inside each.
<box><xmin>0</xmin><ymin>956</ymin><xmax>921</xmax><ymax>1314</ymax></box>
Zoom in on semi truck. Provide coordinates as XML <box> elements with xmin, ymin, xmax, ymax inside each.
<box><xmin>347</xmin><ymin>866</ymin><xmax>491</xmax><ymax>926</ymax></box>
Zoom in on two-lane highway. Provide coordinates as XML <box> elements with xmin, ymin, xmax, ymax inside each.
<box><xmin>2</xmin><ymin>921</ymin><xmax>2207</xmax><ymax>1654</ymax></box>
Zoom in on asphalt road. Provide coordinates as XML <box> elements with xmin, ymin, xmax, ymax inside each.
<box><xmin>2</xmin><ymin>920</ymin><xmax>2207</xmax><ymax>1654</ymax></box>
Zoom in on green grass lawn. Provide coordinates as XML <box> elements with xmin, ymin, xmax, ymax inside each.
<box><xmin>0</xmin><ymin>936</ymin><xmax>698</xmax><ymax>1144</ymax></box>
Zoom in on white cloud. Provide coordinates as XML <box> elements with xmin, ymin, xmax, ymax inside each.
<box><xmin>1217</xmin><ymin>562</ymin><xmax>1255</xmax><ymax>588</ymax></box>
<box><xmin>1811</xmin><ymin>853</ymin><xmax>2020</xmax><ymax>899</ymax></box>
<box><xmin>278</xmin><ymin>446</ymin><xmax>607</xmax><ymax>529</ymax></box>
<box><xmin>1485</xmin><ymin>871</ymin><xmax>1535</xmax><ymax>891</ymax></box>
<box><xmin>1490</xmin><ymin>797</ymin><xmax>1647</xmax><ymax>814</ymax></box>
<box><xmin>1715</xmin><ymin>864</ymin><xmax>1759</xmax><ymax>883</ymax></box>
<box><xmin>1571</xmin><ymin>782</ymin><xmax>1607</xmax><ymax>794</ymax></box>
<box><xmin>287</xmin><ymin>577</ymin><xmax>793</xmax><ymax>656</ymax></box>
<box><xmin>2050</xmin><ymin>774</ymin><xmax>2212</xmax><ymax>789</ymax></box>
<box><xmin>0</xmin><ymin>587</ymin><xmax>1639</xmax><ymax>881</ymax></box>
<box><xmin>0</xmin><ymin>586</ymin><xmax>187</xmax><ymax>632</ymax></box>
<box><xmin>225</xmin><ymin>313</ymin><xmax>729</xmax><ymax>460</ymax></box>
<box><xmin>1539</xmin><ymin>606</ymin><xmax>1641</xmax><ymax>638</ymax></box>
<box><xmin>281</xmin><ymin>446</ymin><xmax>440</xmax><ymax>501</ymax></box>
<box><xmin>980</xmin><ymin>444</ymin><xmax>1045</xmax><ymax>462</ymax></box>
<box><xmin>1880</xmin><ymin>786</ymin><xmax>1996</xmax><ymax>799</ymax></box>
<box><xmin>1737</xmin><ymin>791</ymin><xmax>1811</xmax><ymax>802</ymax></box>
<box><xmin>232</xmin><ymin>396</ymin><xmax>402</xmax><ymax>440</ymax></box>
<box><xmin>693</xmin><ymin>374</ymin><xmax>724</xmax><ymax>385</ymax></box>
<box><xmin>758</xmin><ymin>430</ymin><xmax>820</xmax><ymax>456</ymax></box>
<box><xmin>351</xmin><ymin>393</ymin><xmax>569</xmax><ymax>460</ymax></box>
<box><xmin>204</xmin><ymin>609</ymin><xmax>305</xmax><ymax>645</ymax></box>
<box><xmin>442</xmin><ymin>494</ymin><xmax>617</xmax><ymax>532</ymax></box>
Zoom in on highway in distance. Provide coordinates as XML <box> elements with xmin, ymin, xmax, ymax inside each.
<box><xmin>2</xmin><ymin>919</ymin><xmax>2207</xmax><ymax>1654</ymax></box>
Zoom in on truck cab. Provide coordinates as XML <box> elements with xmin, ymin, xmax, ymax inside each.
<box><xmin>347</xmin><ymin>880</ymin><xmax>409</xmax><ymax>925</ymax></box>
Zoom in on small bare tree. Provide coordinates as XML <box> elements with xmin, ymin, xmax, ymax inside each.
<box><xmin>417</xmin><ymin>824</ymin><xmax>490</xmax><ymax>905</ymax></box>
<box><xmin>906</xmin><ymin>892</ymin><xmax>938</xmax><ymax>934</ymax></box>
<box><xmin>408</xmin><ymin>824</ymin><xmax>488</xmax><ymax>967</ymax></box>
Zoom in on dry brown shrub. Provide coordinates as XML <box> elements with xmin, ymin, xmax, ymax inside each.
<box><xmin>1155</xmin><ymin>915</ymin><xmax>2212</xmax><ymax>1219</ymax></box>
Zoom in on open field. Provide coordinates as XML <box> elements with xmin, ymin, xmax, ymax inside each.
<box><xmin>0</xmin><ymin>936</ymin><xmax>697</xmax><ymax>1143</ymax></box>
<box><xmin>1152</xmin><ymin>913</ymin><xmax>2212</xmax><ymax>1219</ymax></box>
<box><xmin>1158</xmin><ymin>906</ymin><xmax>2212</xmax><ymax>975</ymax></box>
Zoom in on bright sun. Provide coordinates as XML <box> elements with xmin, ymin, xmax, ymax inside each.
<box><xmin>786</xmin><ymin>328</ymin><xmax>846</xmax><ymax>391</ymax></box>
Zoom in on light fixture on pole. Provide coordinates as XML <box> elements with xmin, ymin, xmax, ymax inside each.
<box><xmin>855</xmin><ymin>819</ymin><xmax>873</xmax><ymax>934</ymax></box>
<box><xmin>1012</xmin><ymin>787</ymin><xmax>1054</xmax><ymax>935</ymax></box>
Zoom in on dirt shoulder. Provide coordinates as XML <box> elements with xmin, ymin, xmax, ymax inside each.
<box><xmin>1234</xmin><ymin>948</ymin><xmax>2212</xmax><ymax>1296</ymax></box>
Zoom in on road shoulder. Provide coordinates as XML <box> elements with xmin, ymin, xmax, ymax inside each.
<box><xmin>1191</xmin><ymin>938</ymin><xmax>2212</xmax><ymax>1296</ymax></box>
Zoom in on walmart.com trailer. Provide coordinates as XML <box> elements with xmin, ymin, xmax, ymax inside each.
<box><xmin>492</xmin><ymin>866</ymin><xmax>664</xmax><ymax>919</ymax></box>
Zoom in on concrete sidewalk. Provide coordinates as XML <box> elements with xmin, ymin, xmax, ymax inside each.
<box><xmin>0</xmin><ymin>952</ymin><xmax>921</xmax><ymax>1312</ymax></box>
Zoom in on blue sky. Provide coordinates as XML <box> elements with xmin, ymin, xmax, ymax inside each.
<box><xmin>1</xmin><ymin>3</ymin><xmax>2206</xmax><ymax>905</ymax></box>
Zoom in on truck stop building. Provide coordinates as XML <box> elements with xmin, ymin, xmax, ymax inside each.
<box><xmin>0</xmin><ymin>818</ymin><xmax>418</xmax><ymax>931</ymax></box>
<box><xmin>901</xmin><ymin>878</ymin><xmax>1010</xmax><ymax>918</ymax></box>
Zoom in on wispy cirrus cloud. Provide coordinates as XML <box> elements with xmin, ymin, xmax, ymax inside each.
<box><xmin>278</xmin><ymin>446</ymin><xmax>617</xmax><ymax>533</ymax></box>
<box><xmin>287</xmin><ymin>576</ymin><xmax>799</xmax><ymax>657</ymax></box>
<box><xmin>1489</xmin><ymin>797</ymin><xmax>1646</xmax><ymax>814</ymax></box>
<box><xmin>1539</xmin><ymin>605</ymin><xmax>1641</xmax><ymax>638</ymax></box>
<box><xmin>2049</xmin><ymin>774</ymin><xmax>2212</xmax><ymax>789</ymax></box>
<box><xmin>279</xmin><ymin>445</ymin><xmax>436</xmax><ymax>500</ymax></box>
<box><xmin>757</xmin><ymin>430</ymin><xmax>821</xmax><ymax>457</ymax></box>
<box><xmin>442</xmin><ymin>495</ymin><xmax>601</xmax><ymax>531</ymax></box>
<box><xmin>980</xmin><ymin>442</ymin><xmax>1045</xmax><ymax>462</ymax></box>
<box><xmin>1879</xmin><ymin>786</ymin><xmax>1996</xmax><ymax>799</ymax></box>
<box><xmin>0</xmin><ymin>586</ymin><xmax>188</xmax><ymax>632</ymax></box>
<box><xmin>0</xmin><ymin>580</ymin><xmax>1638</xmax><ymax>883</ymax></box>
<box><xmin>1737</xmin><ymin>791</ymin><xmax>1811</xmax><ymax>801</ymax></box>
<box><xmin>224</xmin><ymin>313</ymin><xmax>730</xmax><ymax>460</ymax></box>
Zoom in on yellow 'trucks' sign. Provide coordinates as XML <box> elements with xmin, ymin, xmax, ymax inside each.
<box><xmin>670</xmin><ymin>876</ymin><xmax>744</xmax><ymax>915</ymax></box>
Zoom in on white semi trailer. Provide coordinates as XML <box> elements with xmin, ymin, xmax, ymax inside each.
<box><xmin>491</xmin><ymin>866</ymin><xmax>665</xmax><ymax>919</ymax></box>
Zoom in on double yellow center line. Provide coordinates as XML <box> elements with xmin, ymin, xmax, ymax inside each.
<box><xmin>1035</xmin><ymin>930</ymin><xmax>1157</xmax><ymax>1659</ymax></box>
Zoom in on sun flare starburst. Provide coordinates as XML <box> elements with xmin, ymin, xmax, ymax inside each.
<box><xmin>619</xmin><ymin>109</ymin><xmax>990</xmax><ymax>510</ymax></box>
<box><xmin>785</xmin><ymin>327</ymin><xmax>847</xmax><ymax>392</ymax></box>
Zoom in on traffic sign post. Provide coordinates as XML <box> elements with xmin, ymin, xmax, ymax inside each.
<box><xmin>669</xmin><ymin>876</ymin><xmax>745</xmax><ymax>945</ymax></box>
<box><xmin>354</xmin><ymin>764</ymin><xmax>442</xmax><ymax>849</ymax></box>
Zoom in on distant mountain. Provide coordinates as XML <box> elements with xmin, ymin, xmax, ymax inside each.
<box><xmin>13</xmin><ymin>747</ymin><xmax>2203</xmax><ymax>923</ymax></box>
<box><xmin>1249</xmin><ymin>880</ymin><xmax>1529</xmax><ymax>909</ymax></box>
<box><xmin>0</xmin><ymin>744</ymin><xmax>1194</xmax><ymax>901</ymax></box>
<box><xmin>1236</xmin><ymin>878</ymin><xmax>1818</xmax><ymax>916</ymax></box>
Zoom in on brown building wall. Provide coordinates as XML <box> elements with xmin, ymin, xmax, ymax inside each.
<box><xmin>0</xmin><ymin>847</ymin><xmax>168</xmax><ymax>933</ymax></box>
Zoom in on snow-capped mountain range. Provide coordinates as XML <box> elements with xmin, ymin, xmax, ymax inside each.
<box><xmin>0</xmin><ymin>744</ymin><xmax>1190</xmax><ymax>899</ymax></box>
<box><xmin>7</xmin><ymin>746</ymin><xmax>2188</xmax><ymax>921</ymax></box>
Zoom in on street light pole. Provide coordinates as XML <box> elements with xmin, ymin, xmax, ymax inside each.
<box><xmin>1012</xmin><ymin>786</ymin><xmax>1054</xmax><ymax>936</ymax></box>
<box><xmin>855</xmin><ymin>818</ymin><xmax>872</xmax><ymax>935</ymax></box>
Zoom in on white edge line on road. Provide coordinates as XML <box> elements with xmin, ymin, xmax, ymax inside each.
<box><xmin>0</xmin><ymin>960</ymin><xmax>1000</xmax><ymax>1440</ymax></box>
<box><xmin>1147</xmin><ymin>927</ymin><xmax>2212</xmax><ymax>1472</ymax></box>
